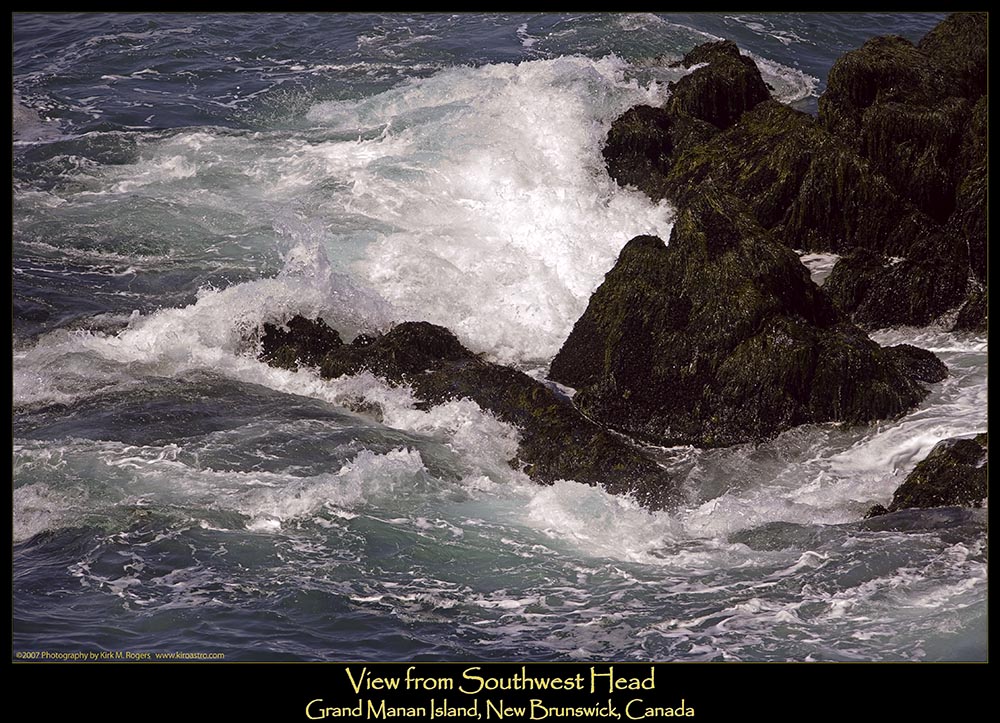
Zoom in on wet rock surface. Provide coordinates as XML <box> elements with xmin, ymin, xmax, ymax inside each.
<box><xmin>661</xmin><ymin>100</ymin><xmax>932</xmax><ymax>255</ymax></box>
<box><xmin>667</xmin><ymin>40</ymin><xmax>771</xmax><ymax>131</ymax></box>
<box><xmin>254</xmin><ymin>317</ymin><xmax>681</xmax><ymax>509</ymax></box>
<box><xmin>549</xmin><ymin>190</ymin><xmax>941</xmax><ymax>447</ymax></box>
<box><xmin>867</xmin><ymin>434</ymin><xmax>988</xmax><ymax>516</ymax></box>
<box><xmin>604</xmin><ymin>13</ymin><xmax>987</xmax><ymax>332</ymax></box>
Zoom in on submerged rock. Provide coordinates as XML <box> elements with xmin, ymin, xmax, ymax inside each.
<box><xmin>260</xmin><ymin>315</ymin><xmax>343</xmax><ymax>369</ymax></box>
<box><xmin>867</xmin><ymin>434</ymin><xmax>988</xmax><ymax>516</ymax></box>
<box><xmin>549</xmin><ymin>190</ymin><xmax>942</xmax><ymax>447</ymax></box>
<box><xmin>253</xmin><ymin>317</ymin><xmax>681</xmax><ymax>509</ymax></box>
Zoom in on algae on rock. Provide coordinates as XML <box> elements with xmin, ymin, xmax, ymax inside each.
<box><xmin>255</xmin><ymin>317</ymin><xmax>682</xmax><ymax>509</ymax></box>
<box><xmin>603</xmin><ymin>13</ymin><xmax>988</xmax><ymax>332</ymax></box>
<box><xmin>868</xmin><ymin>434</ymin><xmax>988</xmax><ymax>516</ymax></box>
<box><xmin>550</xmin><ymin>189</ymin><xmax>944</xmax><ymax>448</ymax></box>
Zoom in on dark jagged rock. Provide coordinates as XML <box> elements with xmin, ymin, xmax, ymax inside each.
<box><xmin>667</xmin><ymin>40</ymin><xmax>771</xmax><ymax>130</ymax></box>
<box><xmin>824</xmin><ymin>159</ymin><xmax>986</xmax><ymax>331</ymax></box>
<box><xmin>825</xmin><ymin>133</ymin><xmax>985</xmax><ymax>332</ymax></box>
<box><xmin>819</xmin><ymin>35</ymin><xmax>948</xmax><ymax>145</ymax></box>
<box><xmin>601</xmin><ymin>105</ymin><xmax>673</xmax><ymax>197</ymax></box>
<box><xmin>260</xmin><ymin>316</ymin><xmax>343</xmax><ymax>369</ymax></box>
<box><xmin>549</xmin><ymin>190</ymin><xmax>941</xmax><ymax>447</ymax></box>
<box><xmin>884</xmin><ymin>344</ymin><xmax>948</xmax><ymax>384</ymax></box>
<box><xmin>253</xmin><ymin>317</ymin><xmax>680</xmax><ymax>509</ymax></box>
<box><xmin>824</xmin><ymin>232</ymin><xmax>971</xmax><ymax>329</ymax></box>
<box><xmin>817</xmin><ymin>14</ymin><xmax>985</xmax><ymax>221</ymax></box>
<box><xmin>858</xmin><ymin>97</ymin><xmax>970</xmax><ymax>221</ymax></box>
<box><xmin>954</xmin><ymin>286</ymin><xmax>987</xmax><ymax>334</ymax></box>
<box><xmin>952</xmin><ymin>158</ymin><xmax>987</xmax><ymax>286</ymax></box>
<box><xmin>601</xmin><ymin>106</ymin><xmax>716</xmax><ymax>198</ymax></box>
<box><xmin>864</xmin><ymin>504</ymin><xmax>889</xmax><ymax>519</ymax></box>
<box><xmin>958</xmin><ymin>95</ymin><xmax>988</xmax><ymax>187</ymax></box>
<box><xmin>662</xmin><ymin>100</ymin><xmax>932</xmax><ymax>254</ymax></box>
<box><xmin>868</xmin><ymin>434</ymin><xmax>988</xmax><ymax>516</ymax></box>
<box><xmin>917</xmin><ymin>12</ymin><xmax>988</xmax><ymax>100</ymax></box>
<box><xmin>662</xmin><ymin>101</ymin><xmax>816</xmax><ymax>228</ymax></box>
<box><xmin>821</xmin><ymin>248</ymin><xmax>886</xmax><ymax>315</ymax></box>
<box><xmin>319</xmin><ymin>321</ymin><xmax>474</xmax><ymax>380</ymax></box>
<box><xmin>600</xmin><ymin>38</ymin><xmax>767</xmax><ymax>197</ymax></box>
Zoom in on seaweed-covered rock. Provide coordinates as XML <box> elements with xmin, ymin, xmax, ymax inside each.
<box><xmin>884</xmin><ymin>344</ymin><xmax>948</xmax><ymax>384</ymax></box>
<box><xmin>954</xmin><ymin>286</ymin><xmax>987</xmax><ymax>334</ymax></box>
<box><xmin>667</xmin><ymin>40</ymin><xmax>771</xmax><ymax>130</ymax></box>
<box><xmin>819</xmin><ymin>15</ymin><xmax>986</xmax><ymax>220</ymax></box>
<box><xmin>601</xmin><ymin>105</ymin><xmax>674</xmax><ymax>198</ymax></box>
<box><xmin>958</xmin><ymin>94</ymin><xmax>988</xmax><ymax>186</ymax></box>
<box><xmin>917</xmin><ymin>12</ymin><xmax>988</xmax><ymax>100</ymax></box>
<box><xmin>821</xmin><ymin>248</ymin><xmax>886</xmax><ymax>315</ymax></box>
<box><xmin>260</xmin><ymin>315</ymin><xmax>343</xmax><ymax>369</ymax></box>
<box><xmin>824</xmin><ymin>232</ymin><xmax>971</xmax><ymax>329</ymax></box>
<box><xmin>600</xmin><ymin>105</ymin><xmax>717</xmax><ymax>200</ymax></box>
<box><xmin>600</xmin><ymin>38</ymin><xmax>768</xmax><ymax>196</ymax></box>
<box><xmin>858</xmin><ymin>97</ymin><xmax>970</xmax><ymax>221</ymax></box>
<box><xmin>825</xmin><ymin>144</ymin><xmax>986</xmax><ymax>331</ymax></box>
<box><xmin>819</xmin><ymin>35</ymin><xmax>948</xmax><ymax>145</ymax></box>
<box><xmin>549</xmin><ymin>190</ymin><xmax>941</xmax><ymax>447</ymax></box>
<box><xmin>869</xmin><ymin>434</ymin><xmax>988</xmax><ymax>515</ymax></box>
<box><xmin>603</xmin><ymin>16</ymin><xmax>986</xmax><ymax>331</ymax></box>
<box><xmin>952</xmin><ymin>159</ymin><xmax>987</xmax><ymax>286</ymax></box>
<box><xmin>253</xmin><ymin>317</ymin><xmax>680</xmax><ymax>509</ymax></box>
<box><xmin>663</xmin><ymin>101</ymin><xmax>932</xmax><ymax>254</ymax></box>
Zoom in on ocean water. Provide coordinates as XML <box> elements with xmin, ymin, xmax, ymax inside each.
<box><xmin>13</xmin><ymin>12</ymin><xmax>986</xmax><ymax>662</ymax></box>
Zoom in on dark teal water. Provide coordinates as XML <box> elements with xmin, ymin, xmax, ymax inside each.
<box><xmin>14</xmin><ymin>13</ymin><xmax>985</xmax><ymax>662</ymax></box>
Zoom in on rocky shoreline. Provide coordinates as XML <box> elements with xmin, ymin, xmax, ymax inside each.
<box><xmin>249</xmin><ymin>13</ymin><xmax>986</xmax><ymax>517</ymax></box>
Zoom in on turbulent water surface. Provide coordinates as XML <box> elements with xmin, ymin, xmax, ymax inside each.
<box><xmin>13</xmin><ymin>13</ymin><xmax>985</xmax><ymax>662</ymax></box>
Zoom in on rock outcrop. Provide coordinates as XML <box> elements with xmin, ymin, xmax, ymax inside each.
<box><xmin>823</xmin><ymin>232</ymin><xmax>971</xmax><ymax>329</ymax></box>
<box><xmin>916</xmin><ymin>12</ymin><xmax>988</xmax><ymax>99</ymax></box>
<box><xmin>549</xmin><ymin>190</ymin><xmax>945</xmax><ymax>448</ymax></box>
<box><xmin>601</xmin><ymin>39</ymin><xmax>768</xmax><ymax>201</ymax></box>
<box><xmin>255</xmin><ymin>317</ymin><xmax>681</xmax><ymax>509</ymax></box>
<box><xmin>818</xmin><ymin>34</ymin><xmax>967</xmax><ymax>220</ymax></box>
<box><xmin>817</xmin><ymin>13</ymin><xmax>987</xmax><ymax>331</ymax></box>
<box><xmin>661</xmin><ymin>100</ymin><xmax>933</xmax><ymax>255</ymax></box>
<box><xmin>667</xmin><ymin>40</ymin><xmax>771</xmax><ymax>131</ymax></box>
<box><xmin>603</xmin><ymin>13</ymin><xmax>987</xmax><ymax>332</ymax></box>
<box><xmin>867</xmin><ymin>434</ymin><xmax>988</xmax><ymax>516</ymax></box>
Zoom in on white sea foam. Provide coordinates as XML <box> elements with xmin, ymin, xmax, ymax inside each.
<box><xmin>308</xmin><ymin>56</ymin><xmax>675</xmax><ymax>363</ymax></box>
<box><xmin>798</xmin><ymin>251</ymin><xmax>839</xmax><ymax>285</ymax></box>
<box><xmin>748</xmin><ymin>52</ymin><xmax>819</xmax><ymax>104</ymax></box>
<box><xmin>18</xmin><ymin>56</ymin><xmax>673</xmax><ymax>367</ymax></box>
<box><xmin>12</xmin><ymin>482</ymin><xmax>85</xmax><ymax>542</ymax></box>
